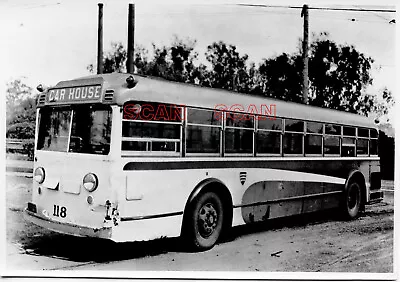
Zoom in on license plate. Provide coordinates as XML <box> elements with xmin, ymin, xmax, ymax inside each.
<box><xmin>52</xmin><ymin>204</ymin><xmax>67</xmax><ymax>218</ymax></box>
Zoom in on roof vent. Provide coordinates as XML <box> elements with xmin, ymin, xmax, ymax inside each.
<box><xmin>104</xmin><ymin>89</ymin><xmax>114</xmax><ymax>102</ymax></box>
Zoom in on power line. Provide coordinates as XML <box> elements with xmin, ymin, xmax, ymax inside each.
<box><xmin>5</xmin><ymin>2</ymin><xmax>61</xmax><ymax>10</ymax></box>
<box><xmin>353</xmin><ymin>5</ymin><xmax>393</xmax><ymax>22</ymax></box>
<box><xmin>237</xmin><ymin>4</ymin><xmax>396</xmax><ymax>13</ymax></box>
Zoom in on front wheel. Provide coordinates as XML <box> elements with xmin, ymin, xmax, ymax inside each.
<box><xmin>343</xmin><ymin>181</ymin><xmax>362</xmax><ymax>219</ymax></box>
<box><xmin>183</xmin><ymin>191</ymin><xmax>224</xmax><ymax>251</ymax></box>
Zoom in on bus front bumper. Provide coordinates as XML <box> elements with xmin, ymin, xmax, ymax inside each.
<box><xmin>24</xmin><ymin>207</ymin><xmax>112</xmax><ymax>240</ymax></box>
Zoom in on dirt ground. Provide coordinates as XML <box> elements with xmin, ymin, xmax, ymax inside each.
<box><xmin>5</xmin><ymin>175</ymin><xmax>394</xmax><ymax>273</ymax></box>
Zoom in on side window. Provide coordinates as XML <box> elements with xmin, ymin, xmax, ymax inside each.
<box><xmin>357</xmin><ymin>128</ymin><xmax>369</xmax><ymax>156</ymax></box>
<box><xmin>370</xmin><ymin>129</ymin><xmax>378</xmax><ymax>155</ymax></box>
<box><xmin>324</xmin><ymin>124</ymin><xmax>340</xmax><ymax>155</ymax></box>
<box><xmin>121</xmin><ymin>101</ymin><xmax>182</xmax><ymax>155</ymax></box>
<box><xmin>256</xmin><ymin>117</ymin><xmax>282</xmax><ymax>155</ymax></box>
<box><xmin>325</xmin><ymin>124</ymin><xmax>341</xmax><ymax>135</ymax></box>
<box><xmin>341</xmin><ymin>137</ymin><xmax>356</xmax><ymax>157</ymax></box>
<box><xmin>225</xmin><ymin>112</ymin><xmax>254</xmax><ymax>154</ymax></box>
<box><xmin>324</xmin><ymin>136</ymin><xmax>340</xmax><ymax>155</ymax></box>
<box><xmin>186</xmin><ymin>108</ymin><xmax>222</xmax><ymax>154</ymax></box>
<box><xmin>283</xmin><ymin>119</ymin><xmax>304</xmax><ymax>155</ymax></box>
<box><xmin>341</xmin><ymin>126</ymin><xmax>356</xmax><ymax>157</ymax></box>
<box><xmin>305</xmin><ymin>122</ymin><xmax>323</xmax><ymax>155</ymax></box>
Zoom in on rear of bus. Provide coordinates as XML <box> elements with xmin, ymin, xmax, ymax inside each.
<box><xmin>24</xmin><ymin>76</ymin><xmax>119</xmax><ymax>239</ymax></box>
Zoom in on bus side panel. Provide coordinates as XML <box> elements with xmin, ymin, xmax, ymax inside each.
<box><xmin>302</xmin><ymin>182</ymin><xmax>323</xmax><ymax>213</ymax></box>
<box><xmin>120</xmin><ymin>168</ymin><xmax>246</xmax><ymax>241</ymax></box>
<box><xmin>322</xmin><ymin>182</ymin><xmax>342</xmax><ymax>209</ymax></box>
<box><xmin>242</xmin><ymin>180</ymin><xmax>342</xmax><ymax>223</ymax></box>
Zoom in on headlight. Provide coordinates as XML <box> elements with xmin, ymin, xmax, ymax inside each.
<box><xmin>83</xmin><ymin>173</ymin><xmax>98</xmax><ymax>192</ymax></box>
<box><xmin>34</xmin><ymin>167</ymin><xmax>45</xmax><ymax>184</ymax></box>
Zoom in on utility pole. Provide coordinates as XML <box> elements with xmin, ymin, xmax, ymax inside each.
<box><xmin>97</xmin><ymin>3</ymin><xmax>104</xmax><ymax>74</ymax></box>
<box><xmin>301</xmin><ymin>4</ymin><xmax>309</xmax><ymax>104</ymax></box>
<box><xmin>127</xmin><ymin>3</ymin><xmax>135</xmax><ymax>74</ymax></box>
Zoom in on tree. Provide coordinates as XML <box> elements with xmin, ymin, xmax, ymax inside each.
<box><xmin>88</xmin><ymin>37</ymin><xmax>203</xmax><ymax>84</ymax></box>
<box><xmin>144</xmin><ymin>36</ymin><xmax>203</xmax><ymax>83</ymax></box>
<box><xmin>6</xmin><ymin>78</ymin><xmax>37</xmax><ymax>140</ymax></box>
<box><xmin>86</xmin><ymin>35</ymin><xmax>393</xmax><ymax>119</ymax></box>
<box><xmin>257</xmin><ymin>32</ymin><xmax>393</xmax><ymax>117</ymax></box>
<box><xmin>307</xmin><ymin>33</ymin><xmax>375</xmax><ymax>115</ymax></box>
<box><xmin>205</xmin><ymin>41</ymin><xmax>251</xmax><ymax>92</ymax></box>
<box><xmin>364</xmin><ymin>87</ymin><xmax>395</xmax><ymax>121</ymax></box>
<box><xmin>87</xmin><ymin>42</ymin><xmax>127</xmax><ymax>73</ymax></box>
<box><xmin>6</xmin><ymin>79</ymin><xmax>33</xmax><ymax>123</ymax></box>
<box><xmin>257</xmin><ymin>53</ymin><xmax>303</xmax><ymax>102</ymax></box>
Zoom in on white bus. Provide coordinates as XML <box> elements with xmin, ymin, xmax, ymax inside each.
<box><xmin>25</xmin><ymin>73</ymin><xmax>382</xmax><ymax>250</ymax></box>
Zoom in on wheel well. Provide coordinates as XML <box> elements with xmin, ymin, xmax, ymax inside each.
<box><xmin>346</xmin><ymin>170</ymin><xmax>367</xmax><ymax>208</ymax></box>
<box><xmin>181</xmin><ymin>180</ymin><xmax>233</xmax><ymax>237</ymax></box>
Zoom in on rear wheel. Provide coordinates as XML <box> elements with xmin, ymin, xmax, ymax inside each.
<box><xmin>343</xmin><ymin>181</ymin><xmax>362</xmax><ymax>219</ymax></box>
<box><xmin>184</xmin><ymin>191</ymin><xmax>224</xmax><ymax>251</ymax></box>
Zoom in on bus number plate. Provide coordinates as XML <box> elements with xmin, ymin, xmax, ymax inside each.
<box><xmin>53</xmin><ymin>205</ymin><xmax>67</xmax><ymax>218</ymax></box>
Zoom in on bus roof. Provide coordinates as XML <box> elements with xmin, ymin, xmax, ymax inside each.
<box><xmin>56</xmin><ymin>73</ymin><xmax>377</xmax><ymax>128</ymax></box>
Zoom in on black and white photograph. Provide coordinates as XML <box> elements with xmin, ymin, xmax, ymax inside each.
<box><xmin>1</xmin><ymin>0</ymin><xmax>397</xmax><ymax>279</ymax></box>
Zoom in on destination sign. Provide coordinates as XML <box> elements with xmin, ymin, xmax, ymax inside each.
<box><xmin>46</xmin><ymin>85</ymin><xmax>102</xmax><ymax>104</ymax></box>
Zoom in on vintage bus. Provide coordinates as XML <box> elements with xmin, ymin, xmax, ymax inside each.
<box><xmin>24</xmin><ymin>73</ymin><xmax>382</xmax><ymax>250</ymax></box>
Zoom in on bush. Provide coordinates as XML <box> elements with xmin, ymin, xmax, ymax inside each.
<box><xmin>22</xmin><ymin>139</ymin><xmax>35</xmax><ymax>160</ymax></box>
<box><xmin>6</xmin><ymin>122</ymin><xmax>35</xmax><ymax>139</ymax></box>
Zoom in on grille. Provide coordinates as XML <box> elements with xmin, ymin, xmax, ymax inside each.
<box><xmin>38</xmin><ymin>93</ymin><xmax>46</xmax><ymax>105</ymax></box>
<box><xmin>104</xmin><ymin>89</ymin><xmax>114</xmax><ymax>101</ymax></box>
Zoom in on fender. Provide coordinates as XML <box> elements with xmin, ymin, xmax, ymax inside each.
<box><xmin>181</xmin><ymin>177</ymin><xmax>233</xmax><ymax>237</ymax></box>
<box><xmin>187</xmin><ymin>178</ymin><xmax>228</xmax><ymax>204</ymax></box>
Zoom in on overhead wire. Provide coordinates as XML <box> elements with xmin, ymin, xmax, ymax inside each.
<box><xmin>237</xmin><ymin>4</ymin><xmax>395</xmax><ymax>13</ymax></box>
<box><xmin>236</xmin><ymin>4</ymin><xmax>396</xmax><ymax>24</ymax></box>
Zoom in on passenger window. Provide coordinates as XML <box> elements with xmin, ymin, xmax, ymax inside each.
<box><xmin>370</xmin><ymin>139</ymin><xmax>378</xmax><ymax>155</ymax></box>
<box><xmin>256</xmin><ymin>131</ymin><xmax>280</xmax><ymax>154</ymax></box>
<box><xmin>343</xmin><ymin>126</ymin><xmax>356</xmax><ymax>136</ymax></box>
<box><xmin>123</xmin><ymin>101</ymin><xmax>182</xmax><ymax>122</ymax></box>
<box><xmin>358</xmin><ymin>128</ymin><xmax>369</xmax><ymax>138</ymax></box>
<box><xmin>258</xmin><ymin>118</ymin><xmax>282</xmax><ymax>131</ymax></box>
<box><xmin>225</xmin><ymin>128</ymin><xmax>253</xmax><ymax>154</ymax></box>
<box><xmin>324</xmin><ymin>136</ymin><xmax>340</xmax><ymax>155</ymax></box>
<box><xmin>357</xmin><ymin>139</ymin><xmax>368</xmax><ymax>155</ymax></box>
<box><xmin>305</xmin><ymin>135</ymin><xmax>322</xmax><ymax>155</ymax></box>
<box><xmin>283</xmin><ymin>133</ymin><xmax>303</xmax><ymax>154</ymax></box>
<box><xmin>285</xmin><ymin>119</ymin><xmax>304</xmax><ymax>133</ymax></box>
<box><xmin>325</xmin><ymin>124</ymin><xmax>341</xmax><ymax>135</ymax></box>
<box><xmin>187</xmin><ymin>108</ymin><xmax>221</xmax><ymax>126</ymax></box>
<box><xmin>370</xmin><ymin>129</ymin><xmax>378</xmax><ymax>138</ymax></box>
<box><xmin>186</xmin><ymin>126</ymin><xmax>220</xmax><ymax>154</ymax></box>
<box><xmin>225</xmin><ymin>112</ymin><xmax>254</xmax><ymax>128</ymax></box>
<box><xmin>307</xmin><ymin>122</ymin><xmax>323</xmax><ymax>134</ymax></box>
<box><xmin>122</xmin><ymin>101</ymin><xmax>182</xmax><ymax>154</ymax></box>
<box><xmin>341</xmin><ymin>137</ymin><xmax>356</xmax><ymax>157</ymax></box>
<box><xmin>122</xmin><ymin>121</ymin><xmax>180</xmax><ymax>139</ymax></box>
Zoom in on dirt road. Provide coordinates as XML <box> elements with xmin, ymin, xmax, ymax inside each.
<box><xmin>5</xmin><ymin>175</ymin><xmax>394</xmax><ymax>273</ymax></box>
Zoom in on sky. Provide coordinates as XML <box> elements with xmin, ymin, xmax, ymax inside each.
<box><xmin>0</xmin><ymin>0</ymin><xmax>396</xmax><ymax>120</ymax></box>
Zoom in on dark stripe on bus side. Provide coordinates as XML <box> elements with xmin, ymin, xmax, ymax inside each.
<box><xmin>233</xmin><ymin>190</ymin><xmax>342</xmax><ymax>209</ymax></box>
<box><xmin>120</xmin><ymin>211</ymin><xmax>183</xmax><ymax>222</ymax></box>
<box><xmin>123</xmin><ymin>159</ymin><xmax>369</xmax><ymax>179</ymax></box>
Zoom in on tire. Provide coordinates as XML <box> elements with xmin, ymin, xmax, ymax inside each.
<box><xmin>184</xmin><ymin>191</ymin><xmax>224</xmax><ymax>251</ymax></box>
<box><xmin>343</xmin><ymin>181</ymin><xmax>362</xmax><ymax>219</ymax></box>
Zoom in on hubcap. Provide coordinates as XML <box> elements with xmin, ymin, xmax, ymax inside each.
<box><xmin>198</xmin><ymin>202</ymin><xmax>218</xmax><ymax>238</ymax></box>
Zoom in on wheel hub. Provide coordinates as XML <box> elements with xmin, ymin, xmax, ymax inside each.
<box><xmin>198</xmin><ymin>203</ymin><xmax>218</xmax><ymax>237</ymax></box>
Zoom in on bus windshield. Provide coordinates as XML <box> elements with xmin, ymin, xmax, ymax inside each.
<box><xmin>37</xmin><ymin>105</ymin><xmax>112</xmax><ymax>155</ymax></box>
